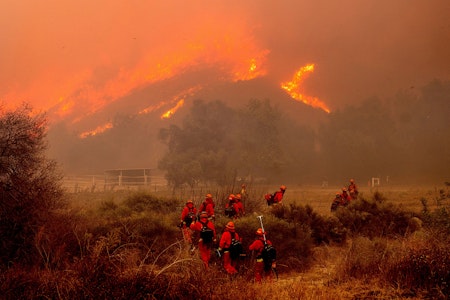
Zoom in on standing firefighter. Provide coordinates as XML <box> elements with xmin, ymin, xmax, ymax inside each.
<box><xmin>224</xmin><ymin>194</ymin><xmax>237</xmax><ymax>218</ymax></box>
<box><xmin>199</xmin><ymin>193</ymin><xmax>215</xmax><ymax>221</ymax></box>
<box><xmin>190</xmin><ymin>211</ymin><xmax>217</xmax><ymax>269</ymax></box>
<box><xmin>341</xmin><ymin>187</ymin><xmax>352</xmax><ymax>206</ymax></box>
<box><xmin>218</xmin><ymin>221</ymin><xmax>243</xmax><ymax>275</ymax></box>
<box><xmin>249</xmin><ymin>227</ymin><xmax>276</xmax><ymax>283</ymax></box>
<box><xmin>348</xmin><ymin>179</ymin><xmax>359</xmax><ymax>200</ymax></box>
<box><xmin>180</xmin><ymin>200</ymin><xmax>197</xmax><ymax>245</ymax></box>
<box><xmin>234</xmin><ymin>193</ymin><xmax>245</xmax><ymax>218</ymax></box>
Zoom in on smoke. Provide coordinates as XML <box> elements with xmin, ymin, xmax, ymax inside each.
<box><xmin>1</xmin><ymin>0</ymin><xmax>448</xmax><ymax>115</ymax></box>
<box><xmin>1</xmin><ymin>0</ymin><xmax>449</xmax><ymax>176</ymax></box>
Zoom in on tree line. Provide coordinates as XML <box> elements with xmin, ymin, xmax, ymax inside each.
<box><xmin>158</xmin><ymin>79</ymin><xmax>450</xmax><ymax>188</ymax></box>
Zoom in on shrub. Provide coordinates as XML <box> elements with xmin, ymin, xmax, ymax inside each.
<box><xmin>335</xmin><ymin>194</ymin><xmax>416</xmax><ymax>238</ymax></box>
<box><xmin>386</xmin><ymin>236</ymin><xmax>450</xmax><ymax>298</ymax></box>
<box><xmin>270</xmin><ymin>203</ymin><xmax>347</xmax><ymax>245</ymax></box>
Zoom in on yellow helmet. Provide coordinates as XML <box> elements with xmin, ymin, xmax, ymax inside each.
<box><xmin>280</xmin><ymin>185</ymin><xmax>287</xmax><ymax>191</ymax></box>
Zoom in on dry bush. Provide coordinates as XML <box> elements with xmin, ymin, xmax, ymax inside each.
<box><xmin>270</xmin><ymin>202</ymin><xmax>347</xmax><ymax>245</ymax></box>
<box><xmin>385</xmin><ymin>231</ymin><xmax>450</xmax><ymax>298</ymax></box>
<box><xmin>335</xmin><ymin>236</ymin><xmax>393</xmax><ymax>280</ymax></box>
<box><xmin>335</xmin><ymin>193</ymin><xmax>417</xmax><ymax>238</ymax></box>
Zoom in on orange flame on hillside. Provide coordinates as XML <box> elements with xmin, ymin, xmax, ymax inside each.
<box><xmin>79</xmin><ymin>122</ymin><xmax>113</xmax><ymax>139</ymax></box>
<box><xmin>281</xmin><ymin>64</ymin><xmax>330</xmax><ymax>113</ymax></box>
<box><xmin>161</xmin><ymin>99</ymin><xmax>185</xmax><ymax>119</ymax></box>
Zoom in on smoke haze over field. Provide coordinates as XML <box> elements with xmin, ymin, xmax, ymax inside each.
<box><xmin>1</xmin><ymin>1</ymin><xmax>449</xmax><ymax>180</ymax></box>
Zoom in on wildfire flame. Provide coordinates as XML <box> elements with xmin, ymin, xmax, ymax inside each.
<box><xmin>79</xmin><ymin>122</ymin><xmax>113</xmax><ymax>139</ymax></box>
<box><xmin>281</xmin><ymin>64</ymin><xmax>330</xmax><ymax>113</ymax></box>
<box><xmin>161</xmin><ymin>99</ymin><xmax>185</xmax><ymax>119</ymax></box>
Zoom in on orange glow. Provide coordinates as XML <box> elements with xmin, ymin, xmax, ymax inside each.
<box><xmin>281</xmin><ymin>64</ymin><xmax>330</xmax><ymax>113</ymax></box>
<box><xmin>161</xmin><ymin>99</ymin><xmax>185</xmax><ymax>119</ymax></box>
<box><xmin>79</xmin><ymin>122</ymin><xmax>113</xmax><ymax>139</ymax></box>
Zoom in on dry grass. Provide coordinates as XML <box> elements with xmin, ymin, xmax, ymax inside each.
<box><xmin>2</xmin><ymin>183</ymin><xmax>449</xmax><ymax>299</ymax></box>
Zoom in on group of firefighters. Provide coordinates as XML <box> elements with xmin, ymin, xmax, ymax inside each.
<box><xmin>330</xmin><ymin>179</ymin><xmax>359</xmax><ymax>211</ymax></box>
<box><xmin>179</xmin><ymin>180</ymin><xmax>359</xmax><ymax>282</ymax></box>
<box><xmin>179</xmin><ymin>185</ymin><xmax>284</xmax><ymax>283</ymax></box>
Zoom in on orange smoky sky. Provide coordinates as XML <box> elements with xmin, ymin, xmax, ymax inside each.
<box><xmin>1</xmin><ymin>0</ymin><xmax>449</xmax><ymax>123</ymax></box>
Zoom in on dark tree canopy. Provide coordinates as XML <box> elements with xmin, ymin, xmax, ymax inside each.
<box><xmin>0</xmin><ymin>104</ymin><xmax>65</xmax><ymax>266</ymax></box>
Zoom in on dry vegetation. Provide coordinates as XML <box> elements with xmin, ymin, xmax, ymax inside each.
<box><xmin>1</xmin><ymin>183</ymin><xmax>449</xmax><ymax>299</ymax></box>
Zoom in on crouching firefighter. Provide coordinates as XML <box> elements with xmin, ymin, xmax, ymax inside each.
<box><xmin>190</xmin><ymin>211</ymin><xmax>217</xmax><ymax>269</ymax></box>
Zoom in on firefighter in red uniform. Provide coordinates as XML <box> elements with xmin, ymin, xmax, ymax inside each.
<box><xmin>341</xmin><ymin>187</ymin><xmax>352</xmax><ymax>206</ymax></box>
<box><xmin>348</xmin><ymin>179</ymin><xmax>359</xmax><ymax>200</ymax></box>
<box><xmin>249</xmin><ymin>228</ymin><xmax>273</xmax><ymax>283</ymax></box>
<box><xmin>224</xmin><ymin>194</ymin><xmax>236</xmax><ymax>218</ymax></box>
<box><xmin>190</xmin><ymin>211</ymin><xmax>216</xmax><ymax>269</ymax></box>
<box><xmin>234</xmin><ymin>193</ymin><xmax>245</xmax><ymax>218</ymax></box>
<box><xmin>218</xmin><ymin>221</ymin><xmax>241</xmax><ymax>274</ymax></box>
<box><xmin>272</xmin><ymin>185</ymin><xmax>287</xmax><ymax>204</ymax></box>
<box><xmin>198</xmin><ymin>193</ymin><xmax>215</xmax><ymax>221</ymax></box>
<box><xmin>180</xmin><ymin>200</ymin><xmax>197</xmax><ymax>245</ymax></box>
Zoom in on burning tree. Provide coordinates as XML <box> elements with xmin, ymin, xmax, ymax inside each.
<box><xmin>0</xmin><ymin>104</ymin><xmax>65</xmax><ymax>266</ymax></box>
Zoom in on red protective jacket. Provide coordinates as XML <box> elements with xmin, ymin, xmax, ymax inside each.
<box><xmin>190</xmin><ymin>219</ymin><xmax>216</xmax><ymax>241</ymax></box>
<box><xmin>199</xmin><ymin>199</ymin><xmax>215</xmax><ymax>218</ymax></box>
<box><xmin>181</xmin><ymin>205</ymin><xmax>197</xmax><ymax>223</ymax></box>
<box><xmin>249</xmin><ymin>237</ymin><xmax>272</xmax><ymax>257</ymax></box>
<box><xmin>219</xmin><ymin>230</ymin><xmax>241</xmax><ymax>250</ymax></box>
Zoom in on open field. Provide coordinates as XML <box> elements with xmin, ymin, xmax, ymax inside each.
<box><xmin>4</xmin><ymin>182</ymin><xmax>447</xmax><ymax>299</ymax></box>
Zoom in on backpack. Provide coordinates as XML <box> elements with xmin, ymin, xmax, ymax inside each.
<box><xmin>265</xmin><ymin>193</ymin><xmax>275</xmax><ymax>206</ymax></box>
<box><xmin>224</xmin><ymin>202</ymin><xmax>235</xmax><ymax>217</ymax></box>
<box><xmin>262</xmin><ymin>243</ymin><xmax>276</xmax><ymax>271</ymax></box>
<box><xmin>184</xmin><ymin>210</ymin><xmax>196</xmax><ymax>227</ymax></box>
<box><xmin>200</xmin><ymin>221</ymin><xmax>214</xmax><ymax>244</ymax></box>
<box><xmin>229</xmin><ymin>232</ymin><xmax>243</xmax><ymax>259</ymax></box>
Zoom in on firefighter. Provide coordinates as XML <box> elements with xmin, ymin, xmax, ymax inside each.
<box><xmin>249</xmin><ymin>228</ymin><xmax>274</xmax><ymax>283</ymax></box>
<box><xmin>180</xmin><ymin>200</ymin><xmax>197</xmax><ymax>245</ymax></box>
<box><xmin>272</xmin><ymin>185</ymin><xmax>287</xmax><ymax>205</ymax></box>
<box><xmin>198</xmin><ymin>193</ymin><xmax>215</xmax><ymax>221</ymax></box>
<box><xmin>341</xmin><ymin>187</ymin><xmax>352</xmax><ymax>205</ymax></box>
<box><xmin>331</xmin><ymin>193</ymin><xmax>343</xmax><ymax>212</ymax></box>
<box><xmin>218</xmin><ymin>221</ymin><xmax>241</xmax><ymax>274</ymax></box>
<box><xmin>224</xmin><ymin>194</ymin><xmax>236</xmax><ymax>218</ymax></box>
<box><xmin>348</xmin><ymin>179</ymin><xmax>359</xmax><ymax>200</ymax></box>
<box><xmin>190</xmin><ymin>211</ymin><xmax>217</xmax><ymax>269</ymax></box>
<box><xmin>234</xmin><ymin>193</ymin><xmax>245</xmax><ymax>217</ymax></box>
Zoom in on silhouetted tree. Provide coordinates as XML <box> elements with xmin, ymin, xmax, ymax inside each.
<box><xmin>0</xmin><ymin>104</ymin><xmax>65</xmax><ymax>266</ymax></box>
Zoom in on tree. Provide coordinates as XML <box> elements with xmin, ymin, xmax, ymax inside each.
<box><xmin>0</xmin><ymin>104</ymin><xmax>65</xmax><ymax>266</ymax></box>
<box><xmin>158</xmin><ymin>100</ymin><xmax>236</xmax><ymax>190</ymax></box>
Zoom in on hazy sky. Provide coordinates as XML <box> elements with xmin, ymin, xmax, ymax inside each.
<box><xmin>1</xmin><ymin>0</ymin><xmax>449</xmax><ymax>122</ymax></box>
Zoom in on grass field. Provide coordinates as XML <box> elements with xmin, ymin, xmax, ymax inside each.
<box><xmin>3</xmin><ymin>182</ymin><xmax>448</xmax><ymax>299</ymax></box>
